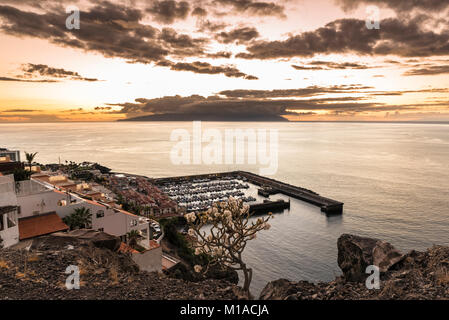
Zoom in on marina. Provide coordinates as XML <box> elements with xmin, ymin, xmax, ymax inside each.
<box><xmin>153</xmin><ymin>171</ymin><xmax>343</xmax><ymax>215</ymax></box>
<box><xmin>158</xmin><ymin>177</ymin><xmax>256</xmax><ymax>212</ymax></box>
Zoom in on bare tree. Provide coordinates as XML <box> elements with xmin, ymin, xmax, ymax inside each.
<box><xmin>186</xmin><ymin>197</ymin><xmax>272</xmax><ymax>299</ymax></box>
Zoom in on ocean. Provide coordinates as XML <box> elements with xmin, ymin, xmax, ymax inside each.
<box><xmin>2</xmin><ymin>121</ymin><xmax>449</xmax><ymax>295</ymax></box>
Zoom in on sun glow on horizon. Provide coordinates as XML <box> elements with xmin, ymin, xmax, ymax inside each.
<box><xmin>0</xmin><ymin>0</ymin><xmax>448</xmax><ymax>122</ymax></box>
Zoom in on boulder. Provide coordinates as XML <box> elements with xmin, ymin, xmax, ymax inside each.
<box><xmin>259</xmin><ymin>279</ymin><xmax>295</xmax><ymax>300</ymax></box>
<box><xmin>337</xmin><ymin>234</ymin><xmax>404</xmax><ymax>282</ymax></box>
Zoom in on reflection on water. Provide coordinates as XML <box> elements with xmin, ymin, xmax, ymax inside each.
<box><xmin>2</xmin><ymin>121</ymin><xmax>449</xmax><ymax>296</ymax></box>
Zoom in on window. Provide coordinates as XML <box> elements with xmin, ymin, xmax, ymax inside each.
<box><xmin>17</xmin><ymin>206</ymin><xmax>21</xmax><ymax>214</ymax></box>
<box><xmin>98</xmin><ymin>228</ymin><xmax>104</xmax><ymax>232</ymax></box>
<box><xmin>130</xmin><ymin>220</ymin><xmax>138</xmax><ymax>227</ymax></box>
<box><xmin>57</xmin><ymin>200</ymin><xmax>67</xmax><ymax>206</ymax></box>
<box><xmin>96</xmin><ymin>210</ymin><xmax>105</xmax><ymax>218</ymax></box>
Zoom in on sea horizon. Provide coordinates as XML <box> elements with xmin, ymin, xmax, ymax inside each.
<box><xmin>1</xmin><ymin>0</ymin><xmax>448</xmax><ymax>306</ymax></box>
<box><xmin>2</xmin><ymin>121</ymin><xmax>449</xmax><ymax>295</ymax></box>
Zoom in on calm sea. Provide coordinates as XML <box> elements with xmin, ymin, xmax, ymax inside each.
<box><xmin>2</xmin><ymin>121</ymin><xmax>449</xmax><ymax>295</ymax></box>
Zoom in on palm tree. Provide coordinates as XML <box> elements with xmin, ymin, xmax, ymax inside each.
<box><xmin>75</xmin><ymin>207</ymin><xmax>92</xmax><ymax>229</ymax></box>
<box><xmin>63</xmin><ymin>207</ymin><xmax>92</xmax><ymax>230</ymax></box>
<box><xmin>25</xmin><ymin>152</ymin><xmax>38</xmax><ymax>172</ymax></box>
<box><xmin>127</xmin><ymin>230</ymin><xmax>141</xmax><ymax>249</ymax></box>
<box><xmin>62</xmin><ymin>215</ymin><xmax>75</xmax><ymax>230</ymax></box>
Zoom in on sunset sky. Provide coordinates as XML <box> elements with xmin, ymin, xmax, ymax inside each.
<box><xmin>0</xmin><ymin>0</ymin><xmax>449</xmax><ymax>122</ymax></box>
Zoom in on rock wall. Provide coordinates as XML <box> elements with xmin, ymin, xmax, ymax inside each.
<box><xmin>260</xmin><ymin>234</ymin><xmax>449</xmax><ymax>300</ymax></box>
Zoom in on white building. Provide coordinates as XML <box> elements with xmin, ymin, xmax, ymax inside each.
<box><xmin>15</xmin><ymin>177</ymin><xmax>152</xmax><ymax>249</ymax></box>
<box><xmin>0</xmin><ymin>175</ymin><xmax>19</xmax><ymax>248</ymax></box>
<box><xmin>1</xmin><ymin>173</ymin><xmax>163</xmax><ymax>272</ymax></box>
<box><xmin>0</xmin><ymin>148</ymin><xmax>21</xmax><ymax>162</ymax></box>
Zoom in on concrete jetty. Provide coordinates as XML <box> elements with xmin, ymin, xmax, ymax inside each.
<box><xmin>250</xmin><ymin>199</ymin><xmax>290</xmax><ymax>215</ymax></box>
<box><xmin>237</xmin><ymin>171</ymin><xmax>344</xmax><ymax>215</ymax></box>
<box><xmin>153</xmin><ymin>171</ymin><xmax>344</xmax><ymax>215</ymax></box>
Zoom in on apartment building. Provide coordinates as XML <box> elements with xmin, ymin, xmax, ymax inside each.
<box><xmin>0</xmin><ymin>172</ymin><xmax>164</xmax><ymax>272</ymax></box>
<box><xmin>18</xmin><ymin>176</ymin><xmax>152</xmax><ymax>248</ymax></box>
<box><xmin>0</xmin><ymin>154</ymin><xmax>23</xmax><ymax>175</ymax></box>
<box><xmin>0</xmin><ymin>175</ymin><xmax>19</xmax><ymax>248</ymax></box>
<box><xmin>0</xmin><ymin>148</ymin><xmax>20</xmax><ymax>162</ymax></box>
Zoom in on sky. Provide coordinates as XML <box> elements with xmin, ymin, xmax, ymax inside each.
<box><xmin>0</xmin><ymin>0</ymin><xmax>448</xmax><ymax>122</ymax></box>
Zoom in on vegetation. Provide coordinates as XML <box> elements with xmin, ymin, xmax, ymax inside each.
<box><xmin>127</xmin><ymin>230</ymin><xmax>140</xmax><ymax>248</ymax></box>
<box><xmin>41</xmin><ymin>161</ymin><xmax>110</xmax><ymax>183</ymax></box>
<box><xmin>24</xmin><ymin>152</ymin><xmax>38</xmax><ymax>172</ymax></box>
<box><xmin>92</xmin><ymin>163</ymin><xmax>111</xmax><ymax>174</ymax></box>
<box><xmin>13</xmin><ymin>168</ymin><xmax>31</xmax><ymax>182</ymax></box>
<box><xmin>186</xmin><ymin>197</ymin><xmax>272</xmax><ymax>299</ymax></box>
<box><xmin>62</xmin><ymin>207</ymin><xmax>92</xmax><ymax>230</ymax></box>
<box><xmin>116</xmin><ymin>194</ymin><xmax>142</xmax><ymax>216</ymax></box>
<box><xmin>160</xmin><ymin>218</ymin><xmax>208</xmax><ymax>267</ymax></box>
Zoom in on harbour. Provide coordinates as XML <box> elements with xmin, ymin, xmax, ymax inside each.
<box><xmin>153</xmin><ymin>171</ymin><xmax>343</xmax><ymax>215</ymax></box>
<box><xmin>2</xmin><ymin>122</ymin><xmax>449</xmax><ymax>297</ymax></box>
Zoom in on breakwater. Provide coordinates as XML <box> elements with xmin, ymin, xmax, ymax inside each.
<box><xmin>153</xmin><ymin>171</ymin><xmax>343</xmax><ymax>215</ymax></box>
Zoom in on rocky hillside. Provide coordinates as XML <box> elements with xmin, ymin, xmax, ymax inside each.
<box><xmin>260</xmin><ymin>234</ymin><xmax>449</xmax><ymax>300</ymax></box>
<box><xmin>0</xmin><ymin>231</ymin><xmax>239</xmax><ymax>300</ymax></box>
<box><xmin>2</xmin><ymin>232</ymin><xmax>448</xmax><ymax>300</ymax></box>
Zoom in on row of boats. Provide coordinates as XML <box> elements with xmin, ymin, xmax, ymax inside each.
<box><xmin>159</xmin><ymin>179</ymin><xmax>257</xmax><ymax>212</ymax></box>
<box><xmin>178</xmin><ymin>196</ymin><xmax>257</xmax><ymax>212</ymax></box>
<box><xmin>160</xmin><ymin>180</ymin><xmax>250</xmax><ymax>197</ymax></box>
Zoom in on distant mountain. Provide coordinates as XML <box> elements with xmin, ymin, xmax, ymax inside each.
<box><xmin>119</xmin><ymin>113</ymin><xmax>289</xmax><ymax>122</ymax></box>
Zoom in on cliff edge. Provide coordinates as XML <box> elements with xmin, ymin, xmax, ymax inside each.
<box><xmin>0</xmin><ymin>231</ymin><xmax>239</xmax><ymax>300</ymax></box>
<box><xmin>260</xmin><ymin>234</ymin><xmax>449</xmax><ymax>300</ymax></box>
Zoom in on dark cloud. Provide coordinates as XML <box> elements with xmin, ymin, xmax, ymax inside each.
<box><xmin>237</xmin><ymin>18</ymin><xmax>449</xmax><ymax>59</ymax></box>
<box><xmin>367</xmin><ymin>88</ymin><xmax>449</xmax><ymax>96</ymax></box>
<box><xmin>111</xmin><ymin>93</ymin><xmax>404</xmax><ymax>120</ymax></box>
<box><xmin>2</xmin><ymin>109</ymin><xmax>40</xmax><ymax>113</ymax></box>
<box><xmin>147</xmin><ymin>0</ymin><xmax>190</xmax><ymax>24</ymax></box>
<box><xmin>0</xmin><ymin>0</ymin><xmax>77</xmax><ymax>9</ymax></box>
<box><xmin>0</xmin><ymin>2</ymin><xmax>249</xmax><ymax>76</ymax></box>
<box><xmin>95</xmin><ymin>106</ymin><xmax>113</xmax><ymax>111</ymax></box>
<box><xmin>214</xmin><ymin>0</ymin><xmax>286</xmax><ymax>17</ymax></box>
<box><xmin>336</xmin><ymin>0</ymin><xmax>449</xmax><ymax>12</ymax></box>
<box><xmin>67</xmin><ymin>108</ymin><xmax>84</xmax><ymax>112</ymax></box>
<box><xmin>0</xmin><ymin>113</ymin><xmax>65</xmax><ymax>123</ymax></box>
<box><xmin>0</xmin><ymin>3</ymin><xmax>206</xmax><ymax>66</ymax></box>
<box><xmin>205</xmin><ymin>51</ymin><xmax>233</xmax><ymax>58</ymax></box>
<box><xmin>216</xmin><ymin>27</ymin><xmax>259</xmax><ymax>44</ymax></box>
<box><xmin>192</xmin><ymin>6</ymin><xmax>207</xmax><ymax>17</ymax></box>
<box><xmin>291</xmin><ymin>65</ymin><xmax>325</xmax><ymax>71</ymax></box>
<box><xmin>107</xmin><ymin>84</ymin><xmax>419</xmax><ymax>120</ymax></box>
<box><xmin>156</xmin><ymin>60</ymin><xmax>258</xmax><ymax>79</ymax></box>
<box><xmin>21</xmin><ymin>63</ymin><xmax>100</xmax><ymax>81</ymax></box>
<box><xmin>158</xmin><ymin>28</ymin><xmax>208</xmax><ymax>58</ymax></box>
<box><xmin>0</xmin><ymin>76</ymin><xmax>58</xmax><ymax>83</ymax></box>
<box><xmin>292</xmin><ymin>61</ymin><xmax>370</xmax><ymax>70</ymax></box>
<box><xmin>403</xmin><ymin>65</ymin><xmax>449</xmax><ymax>76</ymax></box>
<box><xmin>218</xmin><ymin>85</ymin><xmax>374</xmax><ymax>98</ymax></box>
<box><xmin>83</xmin><ymin>1</ymin><xmax>143</xmax><ymax>22</ymax></box>
<box><xmin>196</xmin><ymin>19</ymin><xmax>228</xmax><ymax>32</ymax></box>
